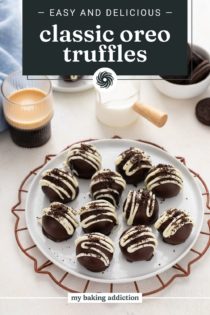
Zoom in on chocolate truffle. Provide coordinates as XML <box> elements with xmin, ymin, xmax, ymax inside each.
<box><xmin>90</xmin><ymin>169</ymin><xmax>126</xmax><ymax>207</ymax></box>
<box><xmin>155</xmin><ymin>208</ymin><xmax>193</xmax><ymax>245</ymax></box>
<box><xmin>123</xmin><ymin>189</ymin><xmax>159</xmax><ymax>226</ymax></box>
<box><xmin>145</xmin><ymin>164</ymin><xmax>183</xmax><ymax>198</ymax></box>
<box><xmin>40</xmin><ymin>168</ymin><xmax>79</xmax><ymax>203</ymax></box>
<box><xmin>75</xmin><ymin>232</ymin><xmax>114</xmax><ymax>272</ymax></box>
<box><xmin>62</xmin><ymin>75</ymin><xmax>82</xmax><ymax>82</ymax></box>
<box><xmin>119</xmin><ymin>225</ymin><xmax>157</xmax><ymax>262</ymax></box>
<box><xmin>41</xmin><ymin>202</ymin><xmax>78</xmax><ymax>242</ymax></box>
<box><xmin>115</xmin><ymin>147</ymin><xmax>152</xmax><ymax>185</ymax></box>
<box><xmin>66</xmin><ymin>143</ymin><xmax>102</xmax><ymax>179</ymax></box>
<box><xmin>80</xmin><ymin>200</ymin><xmax>118</xmax><ymax>235</ymax></box>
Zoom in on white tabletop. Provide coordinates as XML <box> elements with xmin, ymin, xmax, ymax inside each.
<box><xmin>0</xmin><ymin>0</ymin><xmax>210</xmax><ymax>314</ymax></box>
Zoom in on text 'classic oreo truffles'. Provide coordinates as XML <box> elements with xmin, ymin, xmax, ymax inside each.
<box><xmin>115</xmin><ymin>147</ymin><xmax>152</xmax><ymax>185</ymax></box>
<box><xmin>66</xmin><ymin>143</ymin><xmax>101</xmax><ymax>179</ymax></box>
<box><xmin>80</xmin><ymin>200</ymin><xmax>118</xmax><ymax>235</ymax></box>
<box><xmin>90</xmin><ymin>169</ymin><xmax>126</xmax><ymax>207</ymax></box>
<box><xmin>41</xmin><ymin>202</ymin><xmax>78</xmax><ymax>242</ymax></box>
<box><xmin>119</xmin><ymin>225</ymin><xmax>157</xmax><ymax>262</ymax></box>
<box><xmin>123</xmin><ymin>189</ymin><xmax>159</xmax><ymax>226</ymax></box>
<box><xmin>145</xmin><ymin>164</ymin><xmax>183</xmax><ymax>198</ymax></box>
<box><xmin>75</xmin><ymin>232</ymin><xmax>114</xmax><ymax>272</ymax></box>
<box><xmin>40</xmin><ymin>168</ymin><xmax>79</xmax><ymax>203</ymax></box>
<box><xmin>155</xmin><ymin>208</ymin><xmax>193</xmax><ymax>245</ymax></box>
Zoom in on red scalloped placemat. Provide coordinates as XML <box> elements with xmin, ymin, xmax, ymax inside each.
<box><xmin>11</xmin><ymin>138</ymin><xmax>210</xmax><ymax>295</ymax></box>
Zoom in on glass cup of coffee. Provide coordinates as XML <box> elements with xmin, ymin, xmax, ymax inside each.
<box><xmin>1</xmin><ymin>71</ymin><xmax>54</xmax><ymax>148</ymax></box>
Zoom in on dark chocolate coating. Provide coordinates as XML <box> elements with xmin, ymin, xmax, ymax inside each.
<box><xmin>117</xmin><ymin>167</ymin><xmax>148</xmax><ymax>185</ymax></box>
<box><xmin>163</xmin><ymin>224</ymin><xmax>193</xmax><ymax>245</ymax></box>
<box><xmin>76</xmin><ymin>243</ymin><xmax>112</xmax><ymax>272</ymax></box>
<box><xmin>145</xmin><ymin>164</ymin><xmax>183</xmax><ymax>199</ymax></box>
<box><xmin>42</xmin><ymin>216</ymin><xmax>70</xmax><ymax>242</ymax></box>
<box><xmin>69</xmin><ymin>158</ymin><xmax>96</xmax><ymax>179</ymax></box>
<box><xmin>80</xmin><ymin>200</ymin><xmax>117</xmax><ymax>235</ymax></box>
<box><xmin>119</xmin><ymin>225</ymin><xmax>157</xmax><ymax>262</ymax></box>
<box><xmin>116</xmin><ymin>147</ymin><xmax>152</xmax><ymax>185</ymax></box>
<box><xmin>195</xmin><ymin>98</ymin><xmax>210</xmax><ymax>126</ymax></box>
<box><xmin>152</xmin><ymin>183</ymin><xmax>181</xmax><ymax>199</ymax></box>
<box><xmin>90</xmin><ymin>169</ymin><xmax>126</xmax><ymax>207</ymax></box>
<box><xmin>41</xmin><ymin>168</ymin><xmax>79</xmax><ymax>203</ymax></box>
<box><xmin>41</xmin><ymin>203</ymin><xmax>78</xmax><ymax>242</ymax></box>
<box><xmin>123</xmin><ymin>189</ymin><xmax>159</xmax><ymax>226</ymax></box>
<box><xmin>81</xmin><ymin>219</ymin><xmax>115</xmax><ymax>235</ymax></box>
<box><xmin>120</xmin><ymin>245</ymin><xmax>154</xmax><ymax>262</ymax></box>
<box><xmin>76</xmin><ymin>233</ymin><xmax>114</xmax><ymax>272</ymax></box>
<box><xmin>155</xmin><ymin>209</ymin><xmax>193</xmax><ymax>245</ymax></box>
<box><xmin>66</xmin><ymin>143</ymin><xmax>101</xmax><ymax>179</ymax></box>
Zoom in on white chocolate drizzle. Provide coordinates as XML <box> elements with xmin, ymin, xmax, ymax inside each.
<box><xmin>40</xmin><ymin>168</ymin><xmax>78</xmax><ymax>200</ymax></box>
<box><xmin>42</xmin><ymin>202</ymin><xmax>78</xmax><ymax>236</ymax></box>
<box><xmin>123</xmin><ymin>189</ymin><xmax>156</xmax><ymax>225</ymax></box>
<box><xmin>66</xmin><ymin>143</ymin><xmax>101</xmax><ymax>173</ymax></box>
<box><xmin>145</xmin><ymin>164</ymin><xmax>183</xmax><ymax>191</ymax></box>
<box><xmin>154</xmin><ymin>208</ymin><xmax>193</xmax><ymax>238</ymax></box>
<box><xmin>75</xmin><ymin>232</ymin><xmax>114</xmax><ymax>267</ymax></box>
<box><xmin>80</xmin><ymin>200</ymin><xmax>118</xmax><ymax>228</ymax></box>
<box><xmin>90</xmin><ymin>169</ymin><xmax>126</xmax><ymax>206</ymax></box>
<box><xmin>120</xmin><ymin>226</ymin><xmax>157</xmax><ymax>253</ymax></box>
<box><xmin>115</xmin><ymin>147</ymin><xmax>152</xmax><ymax>176</ymax></box>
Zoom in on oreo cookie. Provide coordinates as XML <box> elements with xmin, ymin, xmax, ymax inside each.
<box><xmin>195</xmin><ymin>98</ymin><xmax>210</xmax><ymax>126</ymax></box>
<box><xmin>190</xmin><ymin>60</ymin><xmax>210</xmax><ymax>84</ymax></box>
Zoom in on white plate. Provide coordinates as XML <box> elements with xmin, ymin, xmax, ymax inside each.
<box><xmin>48</xmin><ymin>76</ymin><xmax>93</xmax><ymax>93</ymax></box>
<box><xmin>25</xmin><ymin>139</ymin><xmax>204</xmax><ymax>284</ymax></box>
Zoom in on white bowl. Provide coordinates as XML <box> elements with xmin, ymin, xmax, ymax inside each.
<box><xmin>153</xmin><ymin>45</ymin><xmax>210</xmax><ymax>99</ymax></box>
<box><xmin>153</xmin><ymin>73</ymin><xmax>210</xmax><ymax>99</ymax></box>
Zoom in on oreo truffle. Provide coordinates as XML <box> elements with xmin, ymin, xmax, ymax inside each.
<box><xmin>155</xmin><ymin>208</ymin><xmax>193</xmax><ymax>245</ymax></box>
<box><xmin>75</xmin><ymin>232</ymin><xmax>114</xmax><ymax>272</ymax></box>
<box><xmin>115</xmin><ymin>147</ymin><xmax>152</xmax><ymax>185</ymax></box>
<box><xmin>123</xmin><ymin>189</ymin><xmax>159</xmax><ymax>226</ymax></box>
<box><xmin>66</xmin><ymin>143</ymin><xmax>101</xmax><ymax>179</ymax></box>
<box><xmin>119</xmin><ymin>225</ymin><xmax>157</xmax><ymax>262</ymax></box>
<box><xmin>80</xmin><ymin>200</ymin><xmax>118</xmax><ymax>235</ymax></box>
<box><xmin>40</xmin><ymin>168</ymin><xmax>79</xmax><ymax>203</ymax></box>
<box><xmin>145</xmin><ymin>164</ymin><xmax>183</xmax><ymax>198</ymax></box>
<box><xmin>41</xmin><ymin>202</ymin><xmax>78</xmax><ymax>242</ymax></box>
<box><xmin>90</xmin><ymin>169</ymin><xmax>126</xmax><ymax>207</ymax></box>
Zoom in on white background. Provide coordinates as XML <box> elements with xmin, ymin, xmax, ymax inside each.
<box><xmin>0</xmin><ymin>0</ymin><xmax>210</xmax><ymax>314</ymax></box>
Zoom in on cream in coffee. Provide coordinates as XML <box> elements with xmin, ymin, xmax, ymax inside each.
<box><xmin>4</xmin><ymin>88</ymin><xmax>53</xmax><ymax>130</ymax></box>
